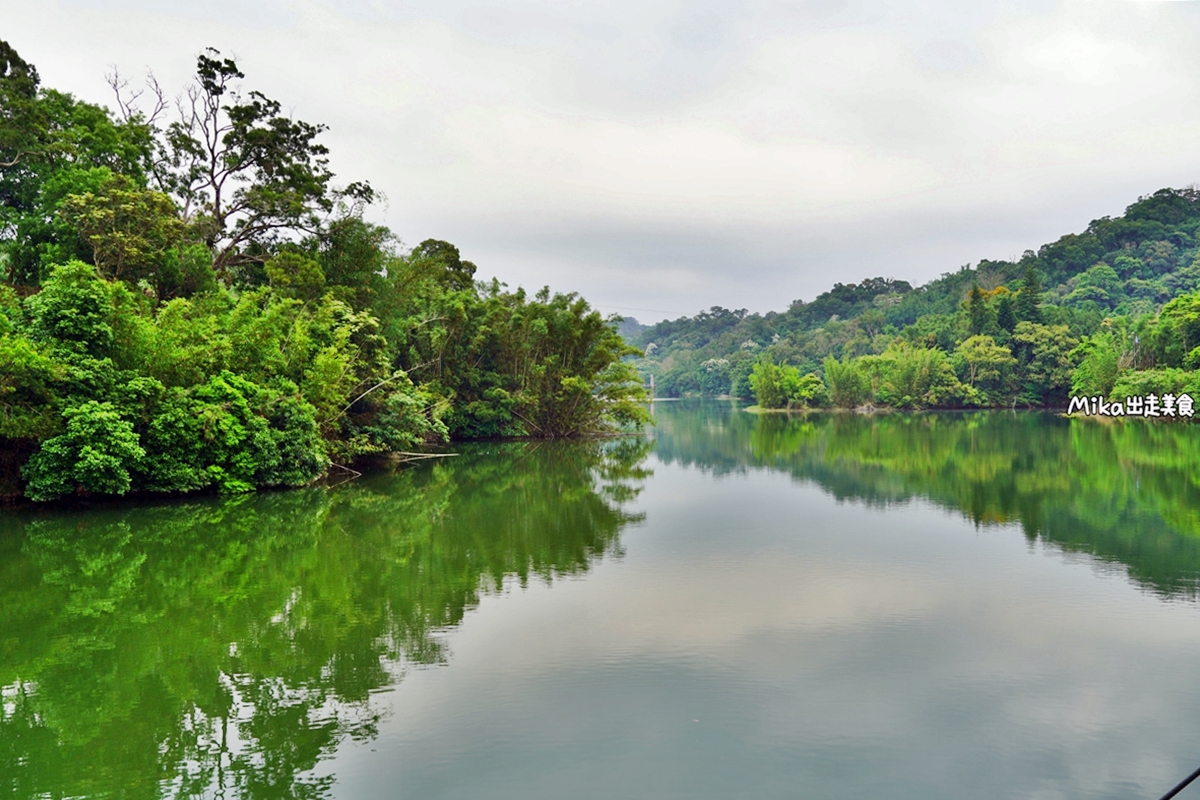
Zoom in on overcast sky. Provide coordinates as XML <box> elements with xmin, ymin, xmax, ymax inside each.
<box><xmin>7</xmin><ymin>0</ymin><xmax>1200</xmax><ymax>321</ymax></box>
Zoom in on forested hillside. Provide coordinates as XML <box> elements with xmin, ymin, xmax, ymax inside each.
<box><xmin>0</xmin><ymin>42</ymin><xmax>647</xmax><ymax>502</ymax></box>
<box><xmin>633</xmin><ymin>186</ymin><xmax>1200</xmax><ymax>411</ymax></box>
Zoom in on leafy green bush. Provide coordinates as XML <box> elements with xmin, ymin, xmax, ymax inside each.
<box><xmin>1012</xmin><ymin>322</ymin><xmax>1078</xmax><ymax>406</ymax></box>
<box><xmin>870</xmin><ymin>343</ymin><xmax>964</xmax><ymax>409</ymax></box>
<box><xmin>1108</xmin><ymin>368</ymin><xmax>1196</xmax><ymax>402</ymax></box>
<box><xmin>1070</xmin><ymin>332</ymin><xmax>1120</xmax><ymax>397</ymax></box>
<box><xmin>22</xmin><ymin>401</ymin><xmax>144</xmax><ymax>500</ymax></box>
<box><xmin>954</xmin><ymin>335</ymin><xmax>1017</xmax><ymax>403</ymax></box>
<box><xmin>824</xmin><ymin>356</ymin><xmax>870</xmax><ymax>409</ymax></box>
<box><xmin>0</xmin><ymin>335</ymin><xmax>63</xmax><ymax>439</ymax></box>
<box><xmin>25</xmin><ymin>261</ymin><xmax>115</xmax><ymax>356</ymax></box>
<box><xmin>139</xmin><ymin>372</ymin><xmax>328</xmax><ymax>494</ymax></box>
<box><xmin>749</xmin><ymin>358</ymin><xmax>828</xmax><ymax>409</ymax></box>
<box><xmin>749</xmin><ymin>359</ymin><xmax>794</xmax><ymax>408</ymax></box>
<box><xmin>1152</xmin><ymin>291</ymin><xmax>1200</xmax><ymax>368</ymax></box>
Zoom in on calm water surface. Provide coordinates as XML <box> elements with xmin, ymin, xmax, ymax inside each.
<box><xmin>5</xmin><ymin>402</ymin><xmax>1200</xmax><ymax>799</ymax></box>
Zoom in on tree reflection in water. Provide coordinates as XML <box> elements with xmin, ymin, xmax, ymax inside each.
<box><xmin>654</xmin><ymin>402</ymin><xmax>1200</xmax><ymax>598</ymax></box>
<box><xmin>9</xmin><ymin>405</ymin><xmax>1200</xmax><ymax>799</ymax></box>
<box><xmin>0</xmin><ymin>438</ymin><xmax>651</xmax><ymax>800</ymax></box>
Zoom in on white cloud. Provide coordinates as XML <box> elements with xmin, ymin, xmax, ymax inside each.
<box><xmin>7</xmin><ymin>0</ymin><xmax>1200</xmax><ymax>317</ymax></box>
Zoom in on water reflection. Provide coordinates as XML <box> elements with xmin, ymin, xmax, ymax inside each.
<box><xmin>9</xmin><ymin>406</ymin><xmax>1200</xmax><ymax>800</ymax></box>
<box><xmin>0</xmin><ymin>439</ymin><xmax>650</xmax><ymax>799</ymax></box>
<box><xmin>653</xmin><ymin>401</ymin><xmax>1200</xmax><ymax>598</ymax></box>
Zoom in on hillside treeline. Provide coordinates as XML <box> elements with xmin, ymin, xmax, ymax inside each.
<box><xmin>0</xmin><ymin>42</ymin><xmax>647</xmax><ymax>501</ymax></box>
<box><xmin>634</xmin><ymin>189</ymin><xmax>1200</xmax><ymax>410</ymax></box>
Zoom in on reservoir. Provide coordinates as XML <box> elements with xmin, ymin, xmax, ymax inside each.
<box><xmin>4</xmin><ymin>401</ymin><xmax>1200</xmax><ymax>799</ymax></box>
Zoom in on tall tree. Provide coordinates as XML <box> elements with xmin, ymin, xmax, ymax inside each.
<box><xmin>0</xmin><ymin>39</ymin><xmax>40</xmax><ymax>172</ymax></box>
<box><xmin>1015</xmin><ymin>266</ymin><xmax>1043</xmax><ymax>324</ymax></box>
<box><xmin>956</xmin><ymin>334</ymin><xmax>1016</xmax><ymax>392</ymax></box>
<box><xmin>1012</xmin><ymin>322</ymin><xmax>1077</xmax><ymax>405</ymax></box>
<box><xmin>409</xmin><ymin>239</ymin><xmax>478</xmax><ymax>291</ymax></box>
<box><xmin>995</xmin><ymin>293</ymin><xmax>1016</xmax><ymax>333</ymax></box>
<box><xmin>967</xmin><ymin>284</ymin><xmax>989</xmax><ymax>336</ymax></box>
<box><xmin>1</xmin><ymin>39</ymin><xmax>154</xmax><ymax>285</ymax></box>
<box><xmin>58</xmin><ymin>173</ymin><xmax>182</xmax><ymax>283</ymax></box>
<box><xmin>154</xmin><ymin>49</ymin><xmax>358</xmax><ymax>278</ymax></box>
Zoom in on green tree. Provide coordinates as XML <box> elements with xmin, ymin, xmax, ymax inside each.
<box><xmin>138</xmin><ymin>371</ymin><xmax>329</xmax><ymax>494</ymax></box>
<box><xmin>749</xmin><ymin>357</ymin><xmax>795</xmax><ymax>409</ymax></box>
<box><xmin>790</xmin><ymin>372</ymin><xmax>828</xmax><ymax>407</ymax></box>
<box><xmin>21</xmin><ymin>400</ymin><xmax>144</xmax><ymax>500</ymax></box>
<box><xmin>1070</xmin><ymin>331</ymin><xmax>1120</xmax><ymax>397</ymax></box>
<box><xmin>955</xmin><ymin>335</ymin><xmax>1016</xmax><ymax>394</ymax></box>
<box><xmin>5</xmin><ymin>166</ymin><xmax>112</xmax><ymax>285</ymax></box>
<box><xmin>1108</xmin><ymin>368</ymin><xmax>1196</xmax><ymax>402</ymax></box>
<box><xmin>1151</xmin><ymin>290</ymin><xmax>1200</xmax><ymax>368</ymax></box>
<box><xmin>1015</xmin><ymin>267</ymin><xmax>1043</xmax><ymax>324</ymax></box>
<box><xmin>874</xmin><ymin>342</ymin><xmax>964</xmax><ymax>409</ymax></box>
<box><xmin>1013</xmin><ymin>322</ymin><xmax>1077</xmax><ymax>405</ymax></box>
<box><xmin>264</xmin><ymin>250</ymin><xmax>325</xmax><ymax>301</ymax></box>
<box><xmin>750</xmin><ymin>357</ymin><xmax>828</xmax><ymax>409</ymax></box>
<box><xmin>0</xmin><ymin>335</ymin><xmax>62</xmax><ymax>440</ymax></box>
<box><xmin>1065</xmin><ymin>263</ymin><xmax>1122</xmax><ymax>309</ymax></box>
<box><xmin>316</xmin><ymin>213</ymin><xmax>392</xmax><ymax>309</ymax></box>
<box><xmin>25</xmin><ymin>260</ymin><xmax>115</xmax><ymax>356</ymax></box>
<box><xmin>1</xmin><ymin>39</ymin><xmax>154</xmax><ymax>286</ymax></box>
<box><xmin>57</xmin><ymin>172</ymin><xmax>183</xmax><ymax>284</ymax></box>
<box><xmin>498</xmin><ymin>290</ymin><xmax>649</xmax><ymax>437</ymax></box>
<box><xmin>996</xmin><ymin>293</ymin><xmax>1016</xmax><ymax>333</ymax></box>
<box><xmin>0</xmin><ymin>40</ymin><xmax>41</xmax><ymax>172</ymax></box>
<box><xmin>967</xmin><ymin>285</ymin><xmax>990</xmax><ymax>336</ymax></box>
<box><xmin>156</xmin><ymin>50</ymin><xmax>346</xmax><ymax>277</ymax></box>
<box><xmin>156</xmin><ymin>241</ymin><xmax>218</xmax><ymax>298</ymax></box>
<box><xmin>823</xmin><ymin>356</ymin><xmax>870</xmax><ymax>409</ymax></box>
<box><xmin>409</xmin><ymin>239</ymin><xmax>477</xmax><ymax>292</ymax></box>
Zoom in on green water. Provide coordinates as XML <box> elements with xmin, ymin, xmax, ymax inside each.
<box><xmin>5</xmin><ymin>403</ymin><xmax>1200</xmax><ymax>799</ymax></box>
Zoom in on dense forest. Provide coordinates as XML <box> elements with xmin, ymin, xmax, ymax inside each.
<box><xmin>631</xmin><ymin>190</ymin><xmax>1200</xmax><ymax>412</ymax></box>
<box><xmin>0</xmin><ymin>41</ymin><xmax>648</xmax><ymax>502</ymax></box>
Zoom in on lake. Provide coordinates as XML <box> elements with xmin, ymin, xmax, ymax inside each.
<box><xmin>4</xmin><ymin>401</ymin><xmax>1200</xmax><ymax>799</ymax></box>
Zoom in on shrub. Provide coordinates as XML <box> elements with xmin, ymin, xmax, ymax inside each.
<box><xmin>139</xmin><ymin>372</ymin><xmax>328</xmax><ymax>494</ymax></box>
<box><xmin>823</xmin><ymin>356</ymin><xmax>870</xmax><ymax>408</ymax></box>
<box><xmin>25</xmin><ymin>261</ymin><xmax>114</xmax><ymax>356</ymax></box>
<box><xmin>22</xmin><ymin>401</ymin><xmax>144</xmax><ymax>500</ymax></box>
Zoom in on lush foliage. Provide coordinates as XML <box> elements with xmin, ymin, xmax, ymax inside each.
<box><xmin>748</xmin><ymin>356</ymin><xmax>827</xmax><ymax>409</ymax></box>
<box><xmin>0</xmin><ymin>42</ymin><xmax>647</xmax><ymax>501</ymax></box>
<box><xmin>630</xmin><ymin>189</ymin><xmax>1200</xmax><ymax>412</ymax></box>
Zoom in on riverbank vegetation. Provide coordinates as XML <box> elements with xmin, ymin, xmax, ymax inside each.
<box><xmin>631</xmin><ymin>194</ymin><xmax>1200</xmax><ymax>411</ymax></box>
<box><xmin>0</xmin><ymin>42</ymin><xmax>648</xmax><ymax>501</ymax></box>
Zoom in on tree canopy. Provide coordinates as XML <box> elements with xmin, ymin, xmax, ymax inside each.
<box><xmin>0</xmin><ymin>41</ymin><xmax>648</xmax><ymax>502</ymax></box>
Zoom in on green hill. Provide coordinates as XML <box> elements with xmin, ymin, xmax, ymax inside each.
<box><xmin>632</xmin><ymin>187</ymin><xmax>1200</xmax><ymax>408</ymax></box>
